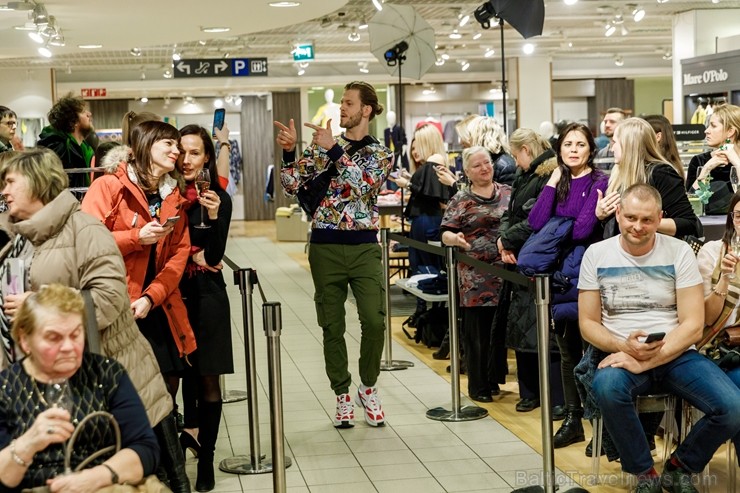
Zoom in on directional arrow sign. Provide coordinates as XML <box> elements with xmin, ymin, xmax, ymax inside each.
<box><xmin>173</xmin><ymin>58</ymin><xmax>268</xmax><ymax>78</ymax></box>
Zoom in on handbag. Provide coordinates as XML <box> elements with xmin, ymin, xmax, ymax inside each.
<box><xmin>22</xmin><ymin>412</ymin><xmax>170</xmax><ymax>493</ymax></box>
<box><xmin>721</xmin><ymin>325</ymin><xmax>740</xmax><ymax>347</ymax></box>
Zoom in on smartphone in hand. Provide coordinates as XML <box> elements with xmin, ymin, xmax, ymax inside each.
<box><xmin>163</xmin><ymin>216</ymin><xmax>181</xmax><ymax>226</ymax></box>
<box><xmin>643</xmin><ymin>332</ymin><xmax>666</xmax><ymax>343</ymax></box>
<box><xmin>212</xmin><ymin>108</ymin><xmax>226</xmax><ymax>137</ymax></box>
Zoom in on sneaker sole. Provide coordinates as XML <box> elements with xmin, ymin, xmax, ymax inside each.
<box><xmin>333</xmin><ymin>420</ymin><xmax>354</xmax><ymax>429</ymax></box>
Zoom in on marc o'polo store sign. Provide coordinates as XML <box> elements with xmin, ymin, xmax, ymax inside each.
<box><xmin>682</xmin><ymin>50</ymin><xmax>740</xmax><ymax>93</ymax></box>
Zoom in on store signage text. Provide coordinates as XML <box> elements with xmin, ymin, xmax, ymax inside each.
<box><xmin>81</xmin><ymin>88</ymin><xmax>107</xmax><ymax>98</ymax></box>
<box><xmin>173</xmin><ymin>58</ymin><xmax>268</xmax><ymax>78</ymax></box>
<box><xmin>683</xmin><ymin>69</ymin><xmax>729</xmax><ymax>86</ymax></box>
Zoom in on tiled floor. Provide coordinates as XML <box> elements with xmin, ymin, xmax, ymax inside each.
<box><xmin>185</xmin><ymin>231</ymin><xmax>737</xmax><ymax>493</ymax></box>
<box><xmin>183</xmin><ymin>233</ymin><xmax>580</xmax><ymax>493</ymax></box>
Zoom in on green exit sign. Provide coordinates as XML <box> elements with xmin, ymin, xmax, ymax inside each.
<box><xmin>293</xmin><ymin>44</ymin><xmax>314</xmax><ymax>61</ymax></box>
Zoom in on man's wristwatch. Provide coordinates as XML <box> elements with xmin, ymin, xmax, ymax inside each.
<box><xmin>102</xmin><ymin>463</ymin><xmax>119</xmax><ymax>484</ymax></box>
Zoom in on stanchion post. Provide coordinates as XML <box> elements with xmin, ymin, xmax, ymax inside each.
<box><xmin>219</xmin><ymin>268</ymin><xmax>271</xmax><ymax>474</ymax></box>
<box><xmin>426</xmin><ymin>246</ymin><xmax>488</xmax><ymax>422</ymax></box>
<box><xmin>220</xmin><ymin>374</ymin><xmax>247</xmax><ymax>403</ymax></box>
<box><xmin>534</xmin><ymin>275</ymin><xmax>555</xmax><ymax>493</ymax></box>
<box><xmin>263</xmin><ymin>302</ymin><xmax>290</xmax><ymax>493</ymax></box>
<box><xmin>380</xmin><ymin>228</ymin><xmax>413</xmax><ymax>371</ymax></box>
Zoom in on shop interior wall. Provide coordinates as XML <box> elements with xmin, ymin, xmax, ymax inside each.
<box><xmin>1</xmin><ymin>68</ymin><xmax>55</xmax><ymax>144</ymax></box>
<box><xmin>587</xmin><ymin>78</ymin><xmax>635</xmax><ymax>133</ymax></box>
<box><xmin>634</xmin><ymin>77</ymin><xmax>672</xmax><ymax>117</ymax></box>
<box><xmin>270</xmin><ymin>91</ymin><xmax>302</xmax><ymax>216</ymax></box>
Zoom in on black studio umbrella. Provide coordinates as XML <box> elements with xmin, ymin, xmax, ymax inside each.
<box><xmin>474</xmin><ymin>0</ymin><xmax>545</xmax><ymax>132</ymax></box>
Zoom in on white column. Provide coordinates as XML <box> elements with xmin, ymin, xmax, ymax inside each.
<box><xmin>516</xmin><ymin>56</ymin><xmax>552</xmax><ymax>130</ymax></box>
<box><xmin>0</xmin><ymin>69</ymin><xmax>54</xmax><ymax>119</ymax></box>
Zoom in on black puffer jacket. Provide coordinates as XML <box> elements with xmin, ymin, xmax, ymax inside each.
<box><xmin>497</xmin><ymin>149</ymin><xmax>559</xmax><ymax>352</ymax></box>
<box><xmin>491</xmin><ymin>152</ymin><xmax>516</xmax><ymax>186</ymax></box>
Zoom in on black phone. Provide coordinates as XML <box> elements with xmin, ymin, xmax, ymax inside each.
<box><xmin>164</xmin><ymin>216</ymin><xmax>181</xmax><ymax>226</ymax></box>
<box><xmin>212</xmin><ymin>108</ymin><xmax>226</xmax><ymax>137</ymax></box>
<box><xmin>644</xmin><ymin>332</ymin><xmax>666</xmax><ymax>343</ymax></box>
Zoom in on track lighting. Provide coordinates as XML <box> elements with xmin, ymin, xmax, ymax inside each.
<box><xmin>348</xmin><ymin>29</ymin><xmax>360</xmax><ymax>42</ymax></box>
<box><xmin>31</xmin><ymin>3</ymin><xmax>48</xmax><ymax>26</ymax></box>
<box><xmin>605</xmin><ymin>24</ymin><xmax>616</xmax><ymax>37</ymax></box>
<box><xmin>632</xmin><ymin>6</ymin><xmax>645</xmax><ymax>22</ymax></box>
<box><xmin>372</xmin><ymin>0</ymin><xmax>382</xmax><ymax>11</ymax></box>
<box><xmin>614</xmin><ymin>55</ymin><xmax>624</xmax><ymax>66</ymax></box>
<box><xmin>130</xmin><ymin>48</ymin><xmax>142</xmax><ymax>57</ymax></box>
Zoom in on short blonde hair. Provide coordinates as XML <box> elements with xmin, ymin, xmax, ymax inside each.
<box><xmin>11</xmin><ymin>284</ymin><xmax>85</xmax><ymax>346</ymax></box>
<box><xmin>409</xmin><ymin>123</ymin><xmax>447</xmax><ymax>169</ymax></box>
<box><xmin>711</xmin><ymin>104</ymin><xmax>740</xmax><ymax>144</ymax></box>
<box><xmin>0</xmin><ymin>148</ymin><xmax>68</xmax><ymax>205</ymax></box>
<box><xmin>462</xmin><ymin>145</ymin><xmax>491</xmax><ymax>172</ymax></box>
<box><xmin>509</xmin><ymin>128</ymin><xmax>551</xmax><ymax>160</ymax></box>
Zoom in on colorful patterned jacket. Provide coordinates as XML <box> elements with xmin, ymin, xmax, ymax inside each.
<box><xmin>280</xmin><ymin>135</ymin><xmax>393</xmax><ymax>240</ymax></box>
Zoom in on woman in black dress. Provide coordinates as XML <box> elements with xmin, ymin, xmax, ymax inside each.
<box><xmin>177</xmin><ymin>124</ymin><xmax>233</xmax><ymax>492</ymax></box>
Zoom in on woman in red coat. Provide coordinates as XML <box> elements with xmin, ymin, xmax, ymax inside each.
<box><xmin>82</xmin><ymin>120</ymin><xmax>195</xmax><ymax>493</ymax></box>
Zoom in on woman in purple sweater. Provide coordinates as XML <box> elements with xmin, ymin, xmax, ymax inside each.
<box><xmin>528</xmin><ymin>122</ymin><xmax>608</xmax><ymax>450</ymax></box>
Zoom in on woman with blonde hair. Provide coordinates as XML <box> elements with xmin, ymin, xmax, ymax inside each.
<box><xmin>597</xmin><ymin>117</ymin><xmax>700</xmax><ymax>238</ymax></box>
<box><xmin>686</xmin><ymin>103</ymin><xmax>740</xmax><ymax>215</ymax></box>
<box><xmin>390</xmin><ymin>123</ymin><xmax>451</xmax><ymax>320</ymax></box>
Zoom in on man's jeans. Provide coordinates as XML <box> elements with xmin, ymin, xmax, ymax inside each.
<box><xmin>592</xmin><ymin>349</ymin><xmax>740</xmax><ymax>474</ymax></box>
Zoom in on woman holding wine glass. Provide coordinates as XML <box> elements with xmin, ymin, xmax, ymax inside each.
<box><xmin>696</xmin><ymin>192</ymin><xmax>740</xmax><ymax>463</ymax></box>
<box><xmin>174</xmin><ymin>124</ymin><xmax>233</xmax><ymax>492</ymax></box>
<box><xmin>82</xmin><ymin>120</ymin><xmax>195</xmax><ymax>492</ymax></box>
<box><xmin>0</xmin><ymin>284</ymin><xmax>160</xmax><ymax>491</ymax></box>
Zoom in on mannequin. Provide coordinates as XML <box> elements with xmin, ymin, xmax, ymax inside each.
<box><xmin>312</xmin><ymin>88</ymin><xmax>342</xmax><ymax>136</ymax></box>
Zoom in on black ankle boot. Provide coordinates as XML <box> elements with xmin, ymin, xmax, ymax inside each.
<box><xmin>180</xmin><ymin>431</ymin><xmax>201</xmax><ymax>458</ymax></box>
<box><xmin>154</xmin><ymin>413</ymin><xmax>191</xmax><ymax>493</ymax></box>
<box><xmin>195</xmin><ymin>400</ymin><xmax>223</xmax><ymax>492</ymax></box>
<box><xmin>433</xmin><ymin>331</ymin><xmax>450</xmax><ymax>360</ymax></box>
<box><xmin>553</xmin><ymin>406</ymin><xmax>585</xmax><ymax>449</ymax></box>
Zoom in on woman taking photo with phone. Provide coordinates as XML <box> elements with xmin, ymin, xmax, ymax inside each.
<box><xmin>82</xmin><ymin>120</ymin><xmax>195</xmax><ymax>493</ymax></box>
<box><xmin>175</xmin><ymin>124</ymin><xmax>233</xmax><ymax>492</ymax></box>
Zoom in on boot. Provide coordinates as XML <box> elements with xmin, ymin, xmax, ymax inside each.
<box><xmin>433</xmin><ymin>331</ymin><xmax>450</xmax><ymax>360</ymax></box>
<box><xmin>195</xmin><ymin>400</ymin><xmax>223</xmax><ymax>492</ymax></box>
<box><xmin>553</xmin><ymin>406</ymin><xmax>585</xmax><ymax>449</ymax></box>
<box><xmin>154</xmin><ymin>413</ymin><xmax>191</xmax><ymax>493</ymax></box>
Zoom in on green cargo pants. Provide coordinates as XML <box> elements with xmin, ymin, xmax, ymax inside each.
<box><xmin>308</xmin><ymin>242</ymin><xmax>386</xmax><ymax>395</ymax></box>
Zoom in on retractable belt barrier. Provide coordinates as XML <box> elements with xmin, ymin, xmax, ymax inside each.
<box><xmin>218</xmin><ymin>256</ymin><xmax>291</xmax><ymax>492</ymax></box>
<box><xmin>383</xmin><ymin>229</ymin><xmax>556</xmax><ymax>493</ymax></box>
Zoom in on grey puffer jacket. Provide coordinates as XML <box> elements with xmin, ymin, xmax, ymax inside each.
<box><xmin>12</xmin><ymin>191</ymin><xmax>173</xmax><ymax>426</ymax></box>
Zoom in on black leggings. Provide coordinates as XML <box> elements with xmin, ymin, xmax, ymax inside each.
<box><xmin>555</xmin><ymin>319</ymin><xmax>585</xmax><ymax>409</ymax></box>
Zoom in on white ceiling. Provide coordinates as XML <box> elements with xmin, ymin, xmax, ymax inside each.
<box><xmin>1</xmin><ymin>0</ymin><xmax>739</xmax><ymax>99</ymax></box>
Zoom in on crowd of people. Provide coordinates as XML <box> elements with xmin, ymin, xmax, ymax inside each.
<box><xmin>1</xmin><ymin>85</ymin><xmax>740</xmax><ymax>493</ymax></box>
<box><xmin>0</xmin><ymin>96</ymin><xmax>233</xmax><ymax>493</ymax></box>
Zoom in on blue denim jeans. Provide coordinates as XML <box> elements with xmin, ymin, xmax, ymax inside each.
<box><xmin>725</xmin><ymin>366</ymin><xmax>740</xmax><ymax>465</ymax></box>
<box><xmin>592</xmin><ymin>349</ymin><xmax>740</xmax><ymax>474</ymax></box>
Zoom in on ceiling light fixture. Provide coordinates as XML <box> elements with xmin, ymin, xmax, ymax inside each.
<box><xmin>348</xmin><ymin>29</ymin><xmax>360</xmax><ymax>42</ymax></box>
<box><xmin>269</xmin><ymin>1</ymin><xmax>300</xmax><ymax>6</ymax></box>
<box><xmin>461</xmin><ymin>61</ymin><xmax>470</xmax><ymax>71</ymax></box>
<box><xmin>298</xmin><ymin>61</ymin><xmax>309</xmax><ymax>68</ymax></box>
<box><xmin>632</xmin><ymin>6</ymin><xmax>645</xmax><ymax>21</ymax></box>
<box><xmin>614</xmin><ymin>55</ymin><xmax>624</xmax><ymax>66</ymax></box>
<box><xmin>28</xmin><ymin>30</ymin><xmax>44</xmax><ymax>43</ymax></box>
<box><xmin>605</xmin><ymin>24</ymin><xmax>616</xmax><ymax>37</ymax></box>
<box><xmin>358</xmin><ymin>62</ymin><xmax>369</xmax><ymax>74</ymax></box>
<box><xmin>621</xmin><ymin>25</ymin><xmax>629</xmax><ymax>36</ymax></box>
<box><xmin>130</xmin><ymin>47</ymin><xmax>141</xmax><ymax>56</ymax></box>
<box><xmin>484</xmin><ymin>48</ymin><xmax>495</xmax><ymax>57</ymax></box>
<box><xmin>201</xmin><ymin>26</ymin><xmax>230</xmax><ymax>33</ymax></box>
<box><xmin>358</xmin><ymin>17</ymin><xmax>368</xmax><ymax>29</ymax></box>
<box><xmin>422</xmin><ymin>86</ymin><xmax>436</xmax><ymax>95</ymax></box>
<box><xmin>662</xmin><ymin>50</ymin><xmax>672</xmax><ymax>60</ymax></box>
<box><xmin>458</xmin><ymin>14</ymin><xmax>470</xmax><ymax>27</ymax></box>
<box><xmin>297</xmin><ymin>68</ymin><xmax>305</xmax><ymax>76</ymax></box>
<box><xmin>140</xmin><ymin>97</ymin><xmax>149</xmax><ymax>103</ymax></box>
<box><xmin>656</xmin><ymin>0</ymin><xmax>669</xmax><ymax>3</ymax></box>
<box><xmin>172</xmin><ymin>51</ymin><xmax>182</xmax><ymax>61</ymax></box>
<box><xmin>233</xmin><ymin>96</ymin><xmax>242</xmax><ymax>106</ymax></box>
<box><xmin>37</xmin><ymin>40</ymin><xmax>52</xmax><ymax>58</ymax></box>
<box><xmin>49</xmin><ymin>29</ymin><xmax>64</xmax><ymax>47</ymax></box>
<box><xmin>214</xmin><ymin>99</ymin><xmax>224</xmax><ymax>109</ymax></box>
<box><xmin>449</xmin><ymin>29</ymin><xmax>462</xmax><ymax>39</ymax></box>
<box><xmin>472</xmin><ymin>32</ymin><xmax>482</xmax><ymax>40</ymax></box>
<box><xmin>564</xmin><ymin>0</ymin><xmax>578</xmax><ymax>4</ymax></box>
<box><xmin>78</xmin><ymin>44</ymin><xmax>102</xmax><ymax>49</ymax></box>
<box><xmin>163</xmin><ymin>69</ymin><xmax>172</xmax><ymax>79</ymax></box>
<box><xmin>522</xmin><ymin>43</ymin><xmax>535</xmax><ymax>54</ymax></box>
<box><xmin>711</xmin><ymin>0</ymin><xmax>720</xmax><ymax>3</ymax></box>
<box><xmin>372</xmin><ymin>0</ymin><xmax>383</xmax><ymax>11</ymax></box>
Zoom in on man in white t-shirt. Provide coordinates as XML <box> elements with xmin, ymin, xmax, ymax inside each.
<box><xmin>578</xmin><ymin>184</ymin><xmax>740</xmax><ymax>493</ymax></box>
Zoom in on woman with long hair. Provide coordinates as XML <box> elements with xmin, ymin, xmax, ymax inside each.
<box><xmin>498</xmin><ymin>128</ymin><xmax>563</xmax><ymax>415</ymax></box>
<box><xmin>175</xmin><ymin>124</ymin><xmax>233</xmax><ymax>492</ymax></box>
<box><xmin>686</xmin><ymin>104</ymin><xmax>740</xmax><ymax>215</ymax></box>
<box><xmin>643</xmin><ymin>114</ymin><xmax>684</xmax><ymax>178</ymax></box>
<box><xmin>598</xmin><ymin>117</ymin><xmax>700</xmax><ymax>239</ymax></box>
<box><xmin>82</xmin><ymin>121</ymin><xmax>195</xmax><ymax>492</ymax></box>
<box><xmin>528</xmin><ymin>122</ymin><xmax>608</xmax><ymax>450</ymax></box>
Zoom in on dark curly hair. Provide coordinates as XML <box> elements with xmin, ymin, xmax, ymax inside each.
<box><xmin>48</xmin><ymin>93</ymin><xmax>87</xmax><ymax>133</ymax></box>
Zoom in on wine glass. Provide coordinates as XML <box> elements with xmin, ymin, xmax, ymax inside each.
<box><xmin>731</xmin><ymin>167</ymin><xmax>739</xmax><ymax>194</ymax></box>
<box><xmin>44</xmin><ymin>379</ymin><xmax>74</xmax><ymax>474</ymax></box>
<box><xmin>194</xmin><ymin>169</ymin><xmax>211</xmax><ymax>230</ymax></box>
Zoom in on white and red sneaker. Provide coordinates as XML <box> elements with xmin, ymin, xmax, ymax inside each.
<box><xmin>333</xmin><ymin>393</ymin><xmax>354</xmax><ymax>428</ymax></box>
<box><xmin>355</xmin><ymin>385</ymin><xmax>385</xmax><ymax>427</ymax></box>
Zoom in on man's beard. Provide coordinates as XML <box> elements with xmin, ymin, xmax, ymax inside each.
<box><xmin>341</xmin><ymin>111</ymin><xmax>362</xmax><ymax>130</ymax></box>
<box><xmin>79</xmin><ymin>124</ymin><xmax>94</xmax><ymax>138</ymax></box>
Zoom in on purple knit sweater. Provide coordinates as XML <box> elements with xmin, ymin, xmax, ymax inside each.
<box><xmin>528</xmin><ymin>171</ymin><xmax>609</xmax><ymax>241</ymax></box>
